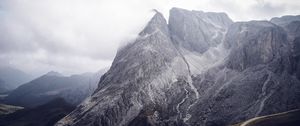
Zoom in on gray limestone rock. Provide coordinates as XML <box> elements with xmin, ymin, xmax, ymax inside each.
<box><xmin>56</xmin><ymin>8</ymin><xmax>300</xmax><ymax>126</ymax></box>
<box><xmin>271</xmin><ymin>15</ymin><xmax>300</xmax><ymax>26</ymax></box>
<box><xmin>169</xmin><ymin>8</ymin><xmax>233</xmax><ymax>53</ymax></box>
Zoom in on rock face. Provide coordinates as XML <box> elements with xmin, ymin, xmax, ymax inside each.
<box><xmin>270</xmin><ymin>15</ymin><xmax>300</xmax><ymax>26</ymax></box>
<box><xmin>169</xmin><ymin>8</ymin><xmax>233</xmax><ymax>53</ymax></box>
<box><xmin>271</xmin><ymin>17</ymin><xmax>300</xmax><ymax>80</ymax></box>
<box><xmin>56</xmin><ymin>8</ymin><xmax>300</xmax><ymax>126</ymax></box>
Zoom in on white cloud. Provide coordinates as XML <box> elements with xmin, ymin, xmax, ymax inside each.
<box><xmin>0</xmin><ymin>0</ymin><xmax>299</xmax><ymax>76</ymax></box>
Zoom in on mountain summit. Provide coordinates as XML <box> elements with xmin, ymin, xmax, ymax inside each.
<box><xmin>45</xmin><ymin>71</ymin><xmax>63</xmax><ymax>77</ymax></box>
<box><xmin>56</xmin><ymin>8</ymin><xmax>300</xmax><ymax>126</ymax></box>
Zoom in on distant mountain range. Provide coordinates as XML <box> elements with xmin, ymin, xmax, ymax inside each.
<box><xmin>56</xmin><ymin>8</ymin><xmax>300</xmax><ymax>126</ymax></box>
<box><xmin>3</xmin><ymin>69</ymin><xmax>106</xmax><ymax>108</ymax></box>
<box><xmin>0</xmin><ymin>66</ymin><xmax>33</xmax><ymax>93</ymax></box>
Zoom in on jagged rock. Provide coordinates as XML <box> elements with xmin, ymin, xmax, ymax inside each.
<box><xmin>187</xmin><ymin>21</ymin><xmax>298</xmax><ymax>125</ymax></box>
<box><xmin>224</xmin><ymin>21</ymin><xmax>290</xmax><ymax>71</ymax></box>
<box><xmin>57</xmin><ymin>11</ymin><xmax>191</xmax><ymax>126</ymax></box>
<box><xmin>169</xmin><ymin>8</ymin><xmax>233</xmax><ymax>53</ymax></box>
<box><xmin>56</xmin><ymin>8</ymin><xmax>300</xmax><ymax>126</ymax></box>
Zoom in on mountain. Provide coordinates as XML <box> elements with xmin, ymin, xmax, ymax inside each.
<box><xmin>45</xmin><ymin>71</ymin><xmax>63</xmax><ymax>77</ymax></box>
<box><xmin>56</xmin><ymin>8</ymin><xmax>300</xmax><ymax>126</ymax></box>
<box><xmin>4</xmin><ymin>70</ymin><xmax>105</xmax><ymax>108</ymax></box>
<box><xmin>270</xmin><ymin>16</ymin><xmax>300</xmax><ymax>80</ymax></box>
<box><xmin>0</xmin><ymin>79</ymin><xmax>10</xmax><ymax>94</ymax></box>
<box><xmin>0</xmin><ymin>98</ymin><xmax>75</xmax><ymax>126</ymax></box>
<box><xmin>0</xmin><ymin>66</ymin><xmax>33</xmax><ymax>93</ymax></box>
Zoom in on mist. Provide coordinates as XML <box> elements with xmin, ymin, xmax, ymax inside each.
<box><xmin>0</xmin><ymin>0</ymin><xmax>299</xmax><ymax>76</ymax></box>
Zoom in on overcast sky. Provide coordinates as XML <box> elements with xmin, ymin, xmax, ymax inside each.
<box><xmin>0</xmin><ymin>0</ymin><xmax>299</xmax><ymax>77</ymax></box>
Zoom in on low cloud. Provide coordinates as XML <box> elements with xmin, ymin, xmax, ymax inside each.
<box><xmin>251</xmin><ymin>2</ymin><xmax>286</xmax><ymax>20</ymax></box>
<box><xmin>0</xmin><ymin>0</ymin><xmax>299</xmax><ymax>76</ymax></box>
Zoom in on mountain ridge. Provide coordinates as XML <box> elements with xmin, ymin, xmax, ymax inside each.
<box><xmin>56</xmin><ymin>8</ymin><xmax>300</xmax><ymax>126</ymax></box>
<box><xmin>4</xmin><ymin>70</ymin><xmax>105</xmax><ymax>108</ymax></box>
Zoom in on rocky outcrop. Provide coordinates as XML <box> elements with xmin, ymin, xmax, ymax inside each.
<box><xmin>56</xmin><ymin>8</ymin><xmax>300</xmax><ymax>126</ymax></box>
<box><xmin>224</xmin><ymin>21</ymin><xmax>290</xmax><ymax>71</ymax></box>
<box><xmin>187</xmin><ymin>20</ymin><xmax>298</xmax><ymax>125</ymax></box>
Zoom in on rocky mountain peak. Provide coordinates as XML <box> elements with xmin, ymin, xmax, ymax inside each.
<box><xmin>139</xmin><ymin>10</ymin><xmax>169</xmax><ymax>36</ymax></box>
<box><xmin>169</xmin><ymin>7</ymin><xmax>232</xmax><ymax>27</ymax></box>
<box><xmin>169</xmin><ymin>7</ymin><xmax>233</xmax><ymax>53</ymax></box>
<box><xmin>56</xmin><ymin>8</ymin><xmax>300</xmax><ymax>126</ymax></box>
<box><xmin>45</xmin><ymin>71</ymin><xmax>63</xmax><ymax>77</ymax></box>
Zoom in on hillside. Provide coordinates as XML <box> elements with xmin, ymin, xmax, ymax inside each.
<box><xmin>4</xmin><ymin>70</ymin><xmax>104</xmax><ymax>107</ymax></box>
<box><xmin>0</xmin><ymin>98</ymin><xmax>75</xmax><ymax>126</ymax></box>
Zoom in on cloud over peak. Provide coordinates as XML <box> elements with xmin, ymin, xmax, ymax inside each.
<box><xmin>0</xmin><ymin>0</ymin><xmax>299</xmax><ymax>76</ymax></box>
